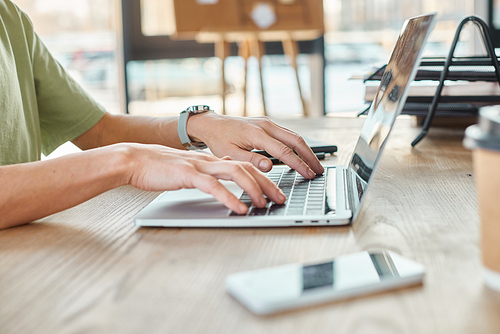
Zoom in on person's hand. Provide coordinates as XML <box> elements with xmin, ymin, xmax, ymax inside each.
<box><xmin>124</xmin><ymin>144</ymin><xmax>286</xmax><ymax>214</ymax></box>
<box><xmin>187</xmin><ymin>113</ymin><xmax>324</xmax><ymax>179</ymax></box>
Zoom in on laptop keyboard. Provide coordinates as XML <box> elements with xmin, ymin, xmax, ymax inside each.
<box><xmin>229</xmin><ymin>168</ymin><xmax>326</xmax><ymax>216</ymax></box>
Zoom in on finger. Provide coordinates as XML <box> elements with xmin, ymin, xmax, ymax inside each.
<box><xmin>241</xmin><ymin>163</ymin><xmax>286</xmax><ymax>204</ymax></box>
<box><xmin>195</xmin><ymin>161</ymin><xmax>269</xmax><ymax>208</ymax></box>
<box><xmin>225</xmin><ymin>147</ymin><xmax>274</xmax><ymax>173</ymax></box>
<box><xmin>258</xmin><ymin>120</ymin><xmax>324</xmax><ymax>175</ymax></box>
<box><xmin>208</xmin><ymin>141</ymin><xmax>273</xmax><ymax>172</ymax></box>
<box><xmin>241</xmin><ymin>136</ymin><xmax>317</xmax><ymax>179</ymax></box>
<box><xmin>188</xmin><ymin>172</ymin><xmax>249</xmax><ymax>214</ymax></box>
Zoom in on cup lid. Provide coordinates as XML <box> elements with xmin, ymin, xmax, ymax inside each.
<box><xmin>464</xmin><ymin>106</ymin><xmax>500</xmax><ymax>151</ymax></box>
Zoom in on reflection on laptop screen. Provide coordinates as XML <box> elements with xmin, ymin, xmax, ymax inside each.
<box><xmin>348</xmin><ymin>13</ymin><xmax>436</xmax><ymax>219</ymax></box>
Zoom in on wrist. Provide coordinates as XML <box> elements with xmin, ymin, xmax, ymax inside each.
<box><xmin>104</xmin><ymin>144</ymin><xmax>138</xmax><ymax>187</ymax></box>
<box><xmin>185</xmin><ymin>110</ymin><xmax>216</xmax><ymax>144</ymax></box>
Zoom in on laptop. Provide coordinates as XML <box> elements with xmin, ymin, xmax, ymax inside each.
<box><xmin>134</xmin><ymin>13</ymin><xmax>436</xmax><ymax>228</ymax></box>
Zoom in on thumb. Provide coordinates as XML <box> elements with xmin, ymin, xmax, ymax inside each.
<box><xmin>230</xmin><ymin>150</ymin><xmax>273</xmax><ymax>172</ymax></box>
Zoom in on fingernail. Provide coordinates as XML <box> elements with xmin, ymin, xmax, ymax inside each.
<box><xmin>278</xmin><ymin>191</ymin><xmax>286</xmax><ymax>203</ymax></box>
<box><xmin>308</xmin><ymin>169</ymin><xmax>316</xmax><ymax>178</ymax></box>
<box><xmin>259</xmin><ymin>160</ymin><xmax>271</xmax><ymax>170</ymax></box>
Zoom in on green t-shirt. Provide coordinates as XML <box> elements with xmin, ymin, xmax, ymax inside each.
<box><xmin>0</xmin><ymin>0</ymin><xmax>106</xmax><ymax>165</ymax></box>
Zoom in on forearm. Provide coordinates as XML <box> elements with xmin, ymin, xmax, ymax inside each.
<box><xmin>73</xmin><ymin>114</ymin><xmax>186</xmax><ymax>150</ymax></box>
<box><xmin>0</xmin><ymin>144</ymin><xmax>131</xmax><ymax>229</ymax></box>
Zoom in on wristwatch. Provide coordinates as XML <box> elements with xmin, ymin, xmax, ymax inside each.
<box><xmin>177</xmin><ymin>105</ymin><xmax>213</xmax><ymax>150</ymax></box>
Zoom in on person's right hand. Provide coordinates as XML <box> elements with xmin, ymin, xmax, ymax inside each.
<box><xmin>123</xmin><ymin>143</ymin><xmax>286</xmax><ymax>214</ymax></box>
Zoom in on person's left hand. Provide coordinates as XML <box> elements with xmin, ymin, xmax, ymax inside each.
<box><xmin>187</xmin><ymin>112</ymin><xmax>324</xmax><ymax>179</ymax></box>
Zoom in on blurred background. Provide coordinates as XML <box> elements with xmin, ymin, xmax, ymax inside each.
<box><xmin>15</xmin><ymin>0</ymin><xmax>499</xmax><ymax>122</ymax></box>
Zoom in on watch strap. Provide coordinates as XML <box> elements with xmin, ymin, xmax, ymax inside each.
<box><xmin>178</xmin><ymin>108</ymin><xmax>209</xmax><ymax>150</ymax></box>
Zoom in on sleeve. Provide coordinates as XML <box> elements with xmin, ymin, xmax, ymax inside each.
<box><xmin>24</xmin><ymin>13</ymin><xmax>107</xmax><ymax>155</ymax></box>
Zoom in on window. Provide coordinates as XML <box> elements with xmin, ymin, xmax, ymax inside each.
<box><xmin>130</xmin><ymin>0</ymin><xmax>477</xmax><ymax>116</ymax></box>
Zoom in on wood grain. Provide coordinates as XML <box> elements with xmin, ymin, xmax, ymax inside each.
<box><xmin>1</xmin><ymin>117</ymin><xmax>499</xmax><ymax>334</ymax></box>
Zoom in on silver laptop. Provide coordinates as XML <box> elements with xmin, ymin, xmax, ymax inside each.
<box><xmin>135</xmin><ymin>13</ymin><xmax>436</xmax><ymax>228</ymax></box>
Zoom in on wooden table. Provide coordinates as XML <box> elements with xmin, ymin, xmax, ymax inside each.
<box><xmin>1</xmin><ymin>117</ymin><xmax>499</xmax><ymax>334</ymax></box>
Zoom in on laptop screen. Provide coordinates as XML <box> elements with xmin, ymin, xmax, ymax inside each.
<box><xmin>348</xmin><ymin>13</ymin><xmax>436</xmax><ymax>220</ymax></box>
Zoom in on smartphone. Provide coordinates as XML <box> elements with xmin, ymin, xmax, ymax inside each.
<box><xmin>253</xmin><ymin>145</ymin><xmax>337</xmax><ymax>165</ymax></box>
<box><xmin>226</xmin><ymin>250</ymin><xmax>425</xmax><ymax>315</ymax></box>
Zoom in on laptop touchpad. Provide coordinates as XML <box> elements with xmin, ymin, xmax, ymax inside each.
<box><xmin>138</xmin><ymin>181</ymin><xmax>243</xmax><ymax>220</ymax></box>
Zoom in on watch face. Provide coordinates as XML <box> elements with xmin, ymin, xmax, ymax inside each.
<box><xmin>187</xmin><ymin>105</ymin><xmax>211</xmax><ymax>113</ymax></box>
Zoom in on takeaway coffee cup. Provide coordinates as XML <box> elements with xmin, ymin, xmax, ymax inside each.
<box><xmin>464</xmin><ymin>106</ymin><xmax>500</xmax><ymax>291</ymax></box>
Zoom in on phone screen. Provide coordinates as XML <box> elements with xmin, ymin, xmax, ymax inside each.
<box><xmin>302</xmin><ymin>251</ymin><xmax>400</xmax><ymax>292</ymax></box>
<box><xmin>227</xmin><ymin>250</ymin><xmax>424</xmax><ymax>311</ymax></box>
